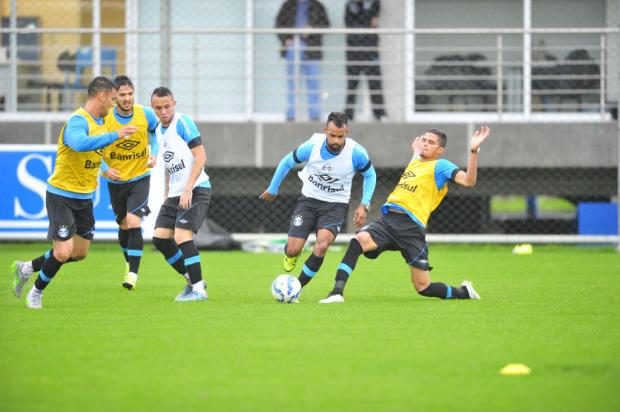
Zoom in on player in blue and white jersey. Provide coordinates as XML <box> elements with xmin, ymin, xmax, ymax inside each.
<box><xmin>261</xmin><ymin>112</ymin><xmax>377</xmax><ymax>291</ymax></box>
<box><xmin>150</xmin><ymin>87</ymin><xmax>211</xmax><ymax>302</ymax></box>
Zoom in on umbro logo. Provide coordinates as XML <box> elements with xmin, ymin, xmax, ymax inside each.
<box><xmin>116</xmin><ymin>139</ymin><xmax>140</xmax><ymax>150</ymax></box>
<box><xmin>163</xmin><ymin>151</ymin><xmax>174</xmax><ymax>162</ymax></box>
<box><xmin>315</xmin><ymin>173</ymin><xmax>340</xmax><ymax>184</ymax></box>
<box><xmin>321</xmin><ymin>163</ymin><xmax>332</xmax><ymax>172</ymax></box>
<box><xmin>94</xmin><ymin>148</ymin><xmax>104</xmax><ymax>156</ymax></box>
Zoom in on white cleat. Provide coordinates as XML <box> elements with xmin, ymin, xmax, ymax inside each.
<box><xmin>26</xmin><ymin>288</ymin><xmax>43</xmax><ymax>309</ymax></box>
<box><xmin>122</xmin><ymin>272</ymin><xmax>138</xmax><ymax>290</ymax></box>
<box><xmin>11</xmin><ymin>260</ymin><xmax>33</xmax><ymax>298</ymax></box>
<box><xmin>319</xmin><ymin>294</ymin><xmax>345</xmax><ymax>304</ymax></box>
<box><xmin>461</xmin><ymin>280</ymin><xmax>480</xmax><ymax>300</ymax></box>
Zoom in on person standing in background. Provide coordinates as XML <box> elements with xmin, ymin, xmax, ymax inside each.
<box><xmin>344</xmin><ymin>0</ymin><xmax>388</xmax><ymax>122</ymax></box>
<box><xmin>276</xmin><ymin>0</ymin><xmax>330</xmax><ymax>121</ymax></box>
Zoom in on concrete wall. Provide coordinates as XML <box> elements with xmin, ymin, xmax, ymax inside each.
<box><xmin>1</xmin><ymin>121</ymin><xmax>617</xmax><ymax>168</ymax></box>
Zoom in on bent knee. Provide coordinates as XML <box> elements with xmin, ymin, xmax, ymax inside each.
<box><xmin>71</xmin><ymin>253</ymin><xmax>88</xmax><ymax>261</ymax></box>
<box><xmin>412</xmin><ymin>279</ymin><xmax>431</xmax><ymax>293</ymax></box>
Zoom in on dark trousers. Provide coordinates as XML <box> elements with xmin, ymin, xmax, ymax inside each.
<box><xmin>345</xmin><ymin>59</ymin><xmax>386</xmax><ymax>120</ymax></box>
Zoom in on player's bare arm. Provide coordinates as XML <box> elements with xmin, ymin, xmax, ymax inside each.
<box><xmin>353</xmin><ymin>205</ymin><xmax>369</xmax><ymax>227</ymax></box>
<box><xmin>180</xmin><ymin>144</ymin><xmax>206</xmax><ymax>209</ymax></box>
<box><xmin>454</xmin><ymin>126</ymin><xmax>491</xmax><ymax>188</ymax></box>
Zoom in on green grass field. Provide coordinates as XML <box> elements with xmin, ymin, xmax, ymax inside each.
<box><xmin>1</xmin><ymin>242</ymin><xmax>619</xmax><ymax>412</ymax></box>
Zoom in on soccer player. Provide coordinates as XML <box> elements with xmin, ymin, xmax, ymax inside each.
<box><xmin>10</xmin><ymin>76</ymin><xmax>137</xmax><ymax>309</ymax></box>
<box><xmin>260</xmin><ymin>112</ymin><xmax>376</xmax><ymax>289</ymax></box>
<box><xmin>150</xmin><ymin>87</ymin><xmax>211</xmax><ymax>302</ymax></box>
<box><xmin>319</xmin><ymin>126</ymin><xmax>491</xmax><ymax>303</ymax></box>
<box><xmin>101</xmin><ymin>75</ymin><xmax>159</xmax><ymax>290</ymax></box>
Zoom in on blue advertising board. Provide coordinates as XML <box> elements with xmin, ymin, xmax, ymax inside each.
<box><xmin>0</xmin><ymin>145</ymin><xmax>118</xmax><ymax>239</ymax></box>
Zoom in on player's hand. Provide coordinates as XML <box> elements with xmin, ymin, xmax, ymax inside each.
<box><xmin>260</xmin><ymin>190</ymin><xmax>277</xmax><ymax>202</ymax></box>
<box><xmin>470</xmin><ymin>126</ymin><xmax>490</xmax><ymax>152</ymax></box>
<box><xmin>353</xmin><ymin>205</ymin><xmax>369</xmax><ymax>227</ymax></box>
<box><xmin>105</xmin><ymin>167</ymin><xmax>121</xmax><ymax>181</ymax></box>
<box><xmin>117</xmin><ymin>125</ymin><xmax>138</xmax><ymax>139</ymax></box>
<box><xmin>179</xmin><ymin>188</ymin><xmax>193</xmax><ymax>209</ymax></box>
<box><xmin>147</xmin><ymin>154</ymin><xmax>157</xmax><ymax>168</ymax></box>
<box><xmin>411</xmin><ymin>135</ymin><xmax>423</xmax><ymax>157</ymax></box>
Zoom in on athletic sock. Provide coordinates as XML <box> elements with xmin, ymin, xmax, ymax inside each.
<box><xmin>419</xmin><ymin>282</ymin><xmax>469</xmax><ymax>299</ymax></box>
<box><xmin>178</xmin><ymin>240</ymin><xmax>204</xmax><ymax>287</ymax></box>
<box><xmin>126</xmin><ymin>228</ymin><xmax>143</xmax><ymax>274</ymax></box>
<box><xmin>118</xmin><ymin>228</ymin><xmax>129</xmax><ymax>262</ymax></box>
<box><xmin>34</xmin><ymin>253</ymin><xmax>64</xmax><ymax>291</ymax></box>
<box><xmin>153</xmin><ymin>237</ymin><xmax>186</xmax><ymax>275</ymax></box>
<box><xmin>31</xmin><ymin>249</ymin><xmax>52</xmax><ymax>272</ymax></box>
<box><xmin>331</xmin><ymin>238</ymin><xmax>363</xmax><ymax>296</ymax></box>
<box><xmin>298</xmin><ymin>253</ymin><xmax>324</xmax><ymax>287</ymax></box>
<box><xmin>192</xmin><ymin>280</ymin><xmax>206</xmax><ymax>295</ymax></box>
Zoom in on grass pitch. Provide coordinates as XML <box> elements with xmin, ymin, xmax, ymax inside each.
<box><xmin>1</xmin><ymin>242</ymin><xmax>619</xmax><ymax>412</ymax></box>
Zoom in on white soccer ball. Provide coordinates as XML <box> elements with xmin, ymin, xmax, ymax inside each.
<box><xmin>271</xmin><ymin>274</ymin><xmax>302</xmax><ymax>304</ymax></box>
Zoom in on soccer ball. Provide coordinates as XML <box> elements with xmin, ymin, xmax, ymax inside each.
<box><xmin>271</xmin><ymin>274</ymin><xmax>301</xmax><ymax>303</ymax></box>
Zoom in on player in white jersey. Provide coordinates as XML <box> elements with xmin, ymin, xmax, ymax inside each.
<box><xmin>150</xmin><ymin>87</ymin><xmax>211</xmax><ymax>302</ymax></box>
<box><xmin>261</xmin><ymin>112</ymin><xmax>377</xmax><ymax>290</ymax></box>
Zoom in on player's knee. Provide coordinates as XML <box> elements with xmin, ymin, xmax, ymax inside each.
<box><xmin>53</xmin><ymin>249</ymin><xmax>72</xmax><ymax>262</ymax></box>
<box><xmin>286</xmin><ymin>245</ymin><xmax>302</xmax><ymax>257</ymax></box>
<box><xmin>173</xmin><ymin>232</ymin><xmax>192</xmax><ymax>246</ymax></box>
<box><xmin>71</xmin><ymin>253</ymin><xmax>88</xmax><ymax>261</ymax></box>
<box><xmin>313</xmin><ymin>240</ymin><xmax>331</xmax><ymax>255</ymax></box>
<box><xmin>413</xmin><ymin>278</ymin><xmax>431</xmax><ymax>293</ymax></box>
<box><xmin>125</xmin><ymin>214</ymin><xmax>141</xmax><ymax>229</ymax></box>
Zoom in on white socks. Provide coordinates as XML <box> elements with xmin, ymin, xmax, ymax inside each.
<box><xmin>192</xmin><ymin>280</ymin><xmax>206</xmax><ymax>295</ymax></box>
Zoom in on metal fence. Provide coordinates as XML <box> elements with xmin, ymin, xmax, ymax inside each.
<box><xmin>1</xmin><ymin>1</ymin><xmax>618</xmax><ymax>121</ymax></box>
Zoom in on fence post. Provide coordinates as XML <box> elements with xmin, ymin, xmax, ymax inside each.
<box><xmin>497</xmin><ymin>34</ymin><xmax>503</xmax><ymax>115</ymax></box>
<box><xmin>8</xmin><ymin>0</ymin><xmax>17</xmax><ymax>112</ymax></box>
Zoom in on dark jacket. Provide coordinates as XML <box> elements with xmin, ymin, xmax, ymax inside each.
<box><xmin>275</xmin><ymin>0</ymin><xmax>330</xmax><ymax>60</ymax></box>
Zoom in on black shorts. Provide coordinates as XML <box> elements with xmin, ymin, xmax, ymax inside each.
<box><xmin>360</xmin><ymin>211</ymin><xmax>430</xmax><ymax>270</ymax></box>
<box><xmin>108</xmin><ymin>175</ymin><xmax>151</xmax><ymax>225</ymax></box>
<box><xmin>155</xmin><ymin>187</ymin><xmax>211</xmax><ymax>233</ymax></box>
<box><xmin>46</xmin><ymin>191</ymin><xmax>95</xmax><ymax>241</ymax></box>
<box><xmin>288</xmin><ymin>195</ymin><xmax>348</xmax><ymax>239</ymax></box>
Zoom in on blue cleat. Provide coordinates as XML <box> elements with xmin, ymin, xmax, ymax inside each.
<box><xmin>174</xmin><ymin>285</ymin><xmax>193</xmax><ymax>301</ymax></box>
<box><xmin>175</xmin><ymin>290</ymin><xmax>208</xmax><ymax>302</ymax></box>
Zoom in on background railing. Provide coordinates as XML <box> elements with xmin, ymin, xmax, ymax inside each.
<box><xmin>0</xmin><ymin>26</ymin><xmax>617</xmax><ymax>122</ymax></box>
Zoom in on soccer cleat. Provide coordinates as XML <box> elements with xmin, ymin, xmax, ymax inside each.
<box><xmin>176</xmin><ymin>290</ymin><xmax>208</xmax><ymax>302</ymax></box>
<box><xmin>283</xmin><ymin>255</ymin><xmax>298</xmax><ymax>272</ymax></box>
<box><xmin>26</xmin><ymin>288</ymin><xmax>43</xmax><ymax>309</ymax></box>
<box><xmin>174</xmin><ymin>285</ymin><xmax>192</xmax><ymax>301</ymax></box>
<box><xmin>122</xmin><ymin>272</ymin><xmax>138</xmax><ymax>290</ymax></box>
<box><xmin>319</xmin><ymin>293</ymin><xmax>345</xmax><ymax>304</ymax></box>
<box><xmin>11</xmin><ymin>260</ymin><xmax>32</xmax><ymax>298</ymax></box>
<box><xmin>461</xmin><ymin>280</ymin><xmax>481</xmax><ymax>300</ymax></box>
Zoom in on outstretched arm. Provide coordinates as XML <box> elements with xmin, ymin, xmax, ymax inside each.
<box><xmin>260</xmin><ymin>152</ymin><xmax>298</xmax><ymax>201</ymax></box>
<box><xmin>453</xmin><ymin>126</ymin><xmax>491</xmax><ymax>188</ymax></box>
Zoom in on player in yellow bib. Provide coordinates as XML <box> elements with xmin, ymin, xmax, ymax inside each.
<box><xmin>320</xmin><ymin>126</ymin><xmax>490</xmax><ymax>303</ymax></box>
<box><xmin>101</xmin><ymin>76</ymin><xmax>159</xmax><ymax>290</ymax></box>
<box><xmin>10</xmin><ymin>76</ymin><xmax>137</xmax><ymax>309</ymax></box>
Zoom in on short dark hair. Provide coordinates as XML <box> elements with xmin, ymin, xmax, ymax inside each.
<box><xmin>427</xmin><ymin>128</ymin><xmax>447</xmax><ymax>148</ymax></box>
<box><xmin>113</xmin><ymin>75</ymin><xmax>134</xmax><ymax>90</ymax></box>
<box><xmin>151</xmin><ymin>86</ymin><xmax>174</xmax><ymax>100</ymax></box>
<box><xmin>87</xmin><ymin>76</ymin><xmax>115</xmax><ymax>98</ymax></box>
<box><xmin>326</xmin><ymin>112</ymin><xmax>348</xmax><ymax>128</ymax></box>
